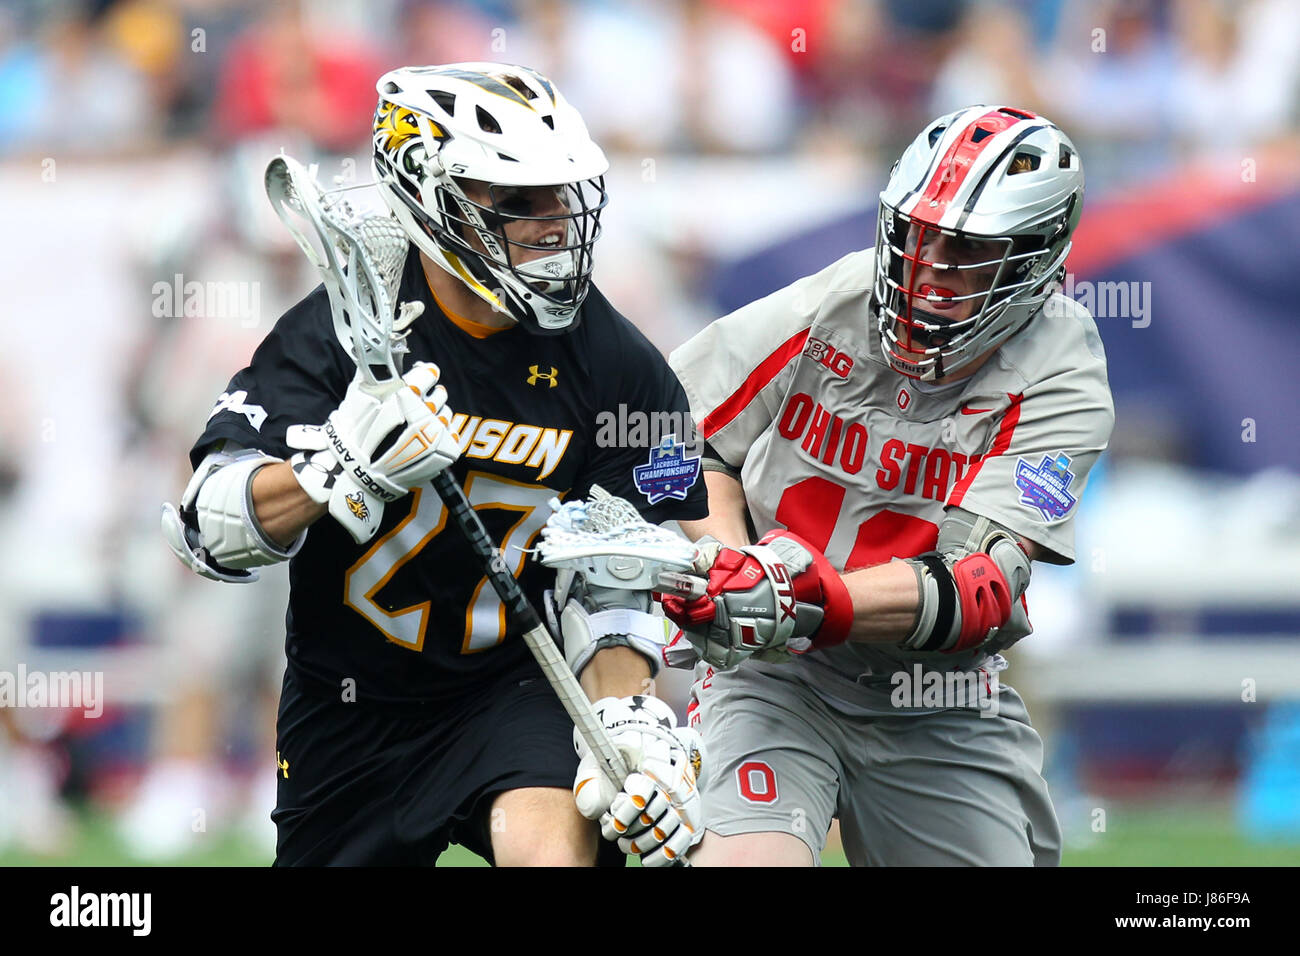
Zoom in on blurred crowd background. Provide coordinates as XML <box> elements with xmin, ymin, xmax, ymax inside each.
<box><xmin>2</xmin><ymin>0</ymin><xmax>1299</xmax><ymax>865</ymax></box>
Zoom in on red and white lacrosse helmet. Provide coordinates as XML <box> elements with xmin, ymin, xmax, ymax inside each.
<box><xmin>873</xmin><ymin>105</ymin><xmax>1084</xmax><ymax>381</ymax></box>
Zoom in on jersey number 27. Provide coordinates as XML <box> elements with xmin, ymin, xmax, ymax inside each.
<box><xmin>343</xmin><ymin>472</ymin><xmax>554</xmax><ymax>654</ymax></box>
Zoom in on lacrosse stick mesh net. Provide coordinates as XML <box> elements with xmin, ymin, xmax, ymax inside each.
<box><xmin>340</xmin><ymin>208</ymin><xmax>411</xmax><ymax>309</ymax></box>
<box><xmin>272</xmin><ymin>160</ymin><xmax>417</xmax><ymax>353</ymax></box>
<box><xmin>537</xmin><ymin>485</ymin><xmax>698</xmax><ymax>567</ymax></box>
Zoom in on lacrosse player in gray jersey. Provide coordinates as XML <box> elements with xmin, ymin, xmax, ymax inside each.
<box><xmin>657</xmin><ymin>106</ymin><xmax>1114</xmax><ymax>866</ymax></box>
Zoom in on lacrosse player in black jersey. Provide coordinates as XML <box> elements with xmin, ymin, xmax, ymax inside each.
<box><xmin>162</xmin><ymin>63</ymin><xmax>707</xmax><ymax>866</ymax></box>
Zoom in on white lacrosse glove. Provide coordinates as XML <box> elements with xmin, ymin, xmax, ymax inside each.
<box><xmin>573</xmin><ymin>695</ymin><xmax>704</xmax><ymax>867</ymax></box>
<box><xmin>287</xmin><ymin>362</ymin><xmax>461</xmax><ymax>543</ymax></box>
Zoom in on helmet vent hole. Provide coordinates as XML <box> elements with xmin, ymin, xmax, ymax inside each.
<box><xmin>1009</xmin><ymin>152</ymin><xmax>1040</xmax><ymax>174</ymax></box>
<box><xmin>497</xmin><ymin>153</ymin><xmax>518</xmax><ymax>162</ymax></box>
<box><xmin>476</xmin><ymin>105</ymin><xmax>502</xmax><ymax>134</ymax></box>
<box><xmin>383</xmin><ymin>82</ymin><xmax>400</xmax><ymax>95</ymax></box>
<box><xmin>502</xmin><ymin>73</ymin><xmax>537</xmax><ymax>101</ymax></box>
<box><xmin>431</xmin><ymin>90</ymin><xmax>456</xmax><ymax>115</ymax></box>
<box><xmin>971</xmin><ymin>126</ymin><xmax>995</xmax><ymax>143</ymax></box>
<box><xmin>1058</xmin><ymin>144</ymin><xmax>1073</xmax><ymax>168</ymax></box>
<box><xmin>998</xmin><ymin>107</ymin><xmax>1034</xmax><ymax>120</ymax></box>
<box><xmin>928</xmin><ymin>125</ymin><xmax>947</xmax><ymax>147</ymax></box>
<box><xmin>540</xmin><ymin>114</ymin><xmax>554</xmax><ymax>130</ymax></box>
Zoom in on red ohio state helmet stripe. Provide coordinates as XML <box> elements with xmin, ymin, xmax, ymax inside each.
<box><xmin>909</xmin><ymin>109</ymin><xmax>1022</xmax><ymax>227</ymax></box>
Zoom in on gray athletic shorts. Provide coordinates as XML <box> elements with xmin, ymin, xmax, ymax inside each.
<box><xmin>691</xmin><ymin>660</ymin><xmax>1061</xmax><ymax>866</ymax></box>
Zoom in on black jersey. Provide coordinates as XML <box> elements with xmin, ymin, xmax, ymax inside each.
<box><xmin>192</xmin><ymin>248</ymin><xmax>707</xmax><ymax>703</ymax></box>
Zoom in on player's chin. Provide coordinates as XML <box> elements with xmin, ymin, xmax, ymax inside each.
<box><xmin>904</xmin><ymin>296</ymin><xmax>975</xmax><ymax>323</ymax></box>
<box><xmin>892</xmin><ymin>317</ymin><xmax>957</xmax><ymax>352</ymax></box>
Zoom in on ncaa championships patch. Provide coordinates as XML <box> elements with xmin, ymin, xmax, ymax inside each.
<box><xmin>633</xmin><ymin>434</ymin><xmax>701</xmax><ymax>505</ymax></box>
<box><xmin>1015</xmin><ymin>452</ymin><xmax>1077</xmax><ymax>522</ymax></box>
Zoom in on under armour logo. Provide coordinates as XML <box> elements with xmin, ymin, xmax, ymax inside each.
<box><xmin>276</xmin><ymin>751</ymin><xmax>289</xmax><ymax>778</ymax></box>
<box><xmin>292</xmin><ymin>453</ymin><xmax>342</xmax><ymax>491</ymax></box>
<box><xmin>527</xmin><ymin>365</ymin><xmax>558</xmax><ymax>387</ymax></box>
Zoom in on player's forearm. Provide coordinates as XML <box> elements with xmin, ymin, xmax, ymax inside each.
<box><xmin>250</xmin><ymin>460</ymin><xmax>327</xmax><ymax>547</ymax></box>
<box><xmin>679</xmin><ymin>471</ymin><xmax>917</xmax><ymax>644</ymax></box>
<box><xmin>841</xmin><ymin>560</ymin><xmax>922</xmax><ymax>644</ymax></box>
<box><xmin>581</xmin><ymin>646</ymin><xmax>653</xmax><ymax>700</ymax></box>
<box><xmin>679</xmin><ymin>470</ymin><xmax>750</xmax><ymax>547</ymax></box>
<box><xmin>839</xmin><ymin>535</ymin><xmax>1043</xmax><ymax>645</ymax></box>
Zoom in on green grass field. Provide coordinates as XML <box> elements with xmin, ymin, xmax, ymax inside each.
<box><xmin>4</xmin><ymin>802</ymin><xmax>1298</xmax><ymax>866</ymax></box>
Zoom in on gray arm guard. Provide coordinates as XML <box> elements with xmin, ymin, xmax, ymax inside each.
<box><xmin>161</xmin><ymin>448</ymin><xmax>307</xmax><ymax>584</ymax></box>
<box><xmin>545</xmin><ymin>574</ymin><xmax>671</xmax><ymax>679</ymax></box>
<box><xmin>901</xmin><ymin>508</ymin><xmax>1033</xmax><ymax>653</ymax></box>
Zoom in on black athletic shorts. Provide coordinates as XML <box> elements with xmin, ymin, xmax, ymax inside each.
<box><xmin>271</xmin><ymin>662</ymin><xmax>624</xmax><ymax>866</ymax></box>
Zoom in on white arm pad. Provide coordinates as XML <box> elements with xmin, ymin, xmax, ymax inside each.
<box><xmin>161</xmin><ymin>449</ymin><xmax>306</xmax><ymax>583</ymax></box>
<box><xmin>551</xmin><ymin>598</ymin><xmax>672</xmax><ymax>679</ymax></box>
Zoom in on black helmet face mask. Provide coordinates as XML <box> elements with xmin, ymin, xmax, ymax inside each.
<box><xmin>371</xmin><ymin>62</ymin><xmax>613</xmax><ymax>334</ymax></box>
<box><xmin>443</xmin><ymin>177</ymin><xmax>607</xmax><ymax>323</ymax></box>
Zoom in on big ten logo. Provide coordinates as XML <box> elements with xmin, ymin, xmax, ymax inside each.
<box><xmin>803</xmin><ymin>337</ymin><xmax>853</xmax><ymax>378</ymax></box>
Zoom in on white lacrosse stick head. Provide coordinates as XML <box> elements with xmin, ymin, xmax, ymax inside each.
<box><xmin>265</xmin><ymin>153</ymin><xmax>422</xmax><ymax>395</ymax></box>
<box><xmin>535</xmin><ymin>485</ymin><xmax>699</xmax><ymax>591</ymax></box>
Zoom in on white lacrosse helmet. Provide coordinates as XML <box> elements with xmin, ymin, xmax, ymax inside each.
<box><xmin>873</xmin><ymin>105</ymin><xmax>1084</xmax><ymax>381</ymax></box>
<box><xmin>371</xmin><ymin>62</ymin><xmax>609</xmax><ymax>334</ymax></box>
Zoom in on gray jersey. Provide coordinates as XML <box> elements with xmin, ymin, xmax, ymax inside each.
<box><xmin>670</xmin><ymin>249</ymin><xmax>1114</xmax><ymax>713</ymax></box>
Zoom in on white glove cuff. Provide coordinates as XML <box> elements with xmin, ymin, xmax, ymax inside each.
<box><xmin>288</xmin><ymin>448</ymin><xmax>338</xmax><ymax>506</ymax></box>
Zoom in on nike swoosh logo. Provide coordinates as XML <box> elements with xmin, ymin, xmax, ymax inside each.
<box><xmin>961</xmin><ymin>406</ymin><xmax>993</xmax><ymax>415</ymax></box>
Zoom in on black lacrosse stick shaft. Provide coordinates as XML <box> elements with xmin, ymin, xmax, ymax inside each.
<box><xmin>430</xmin><ymin>471</ymin><xmax>544</xmax><ymax>634</ymax></box>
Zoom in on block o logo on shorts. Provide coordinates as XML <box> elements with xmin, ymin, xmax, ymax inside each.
<box><xmin>736</xmin><ymin>760</ymin><xmax>778</xmax><ymax>804</ymax></box>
